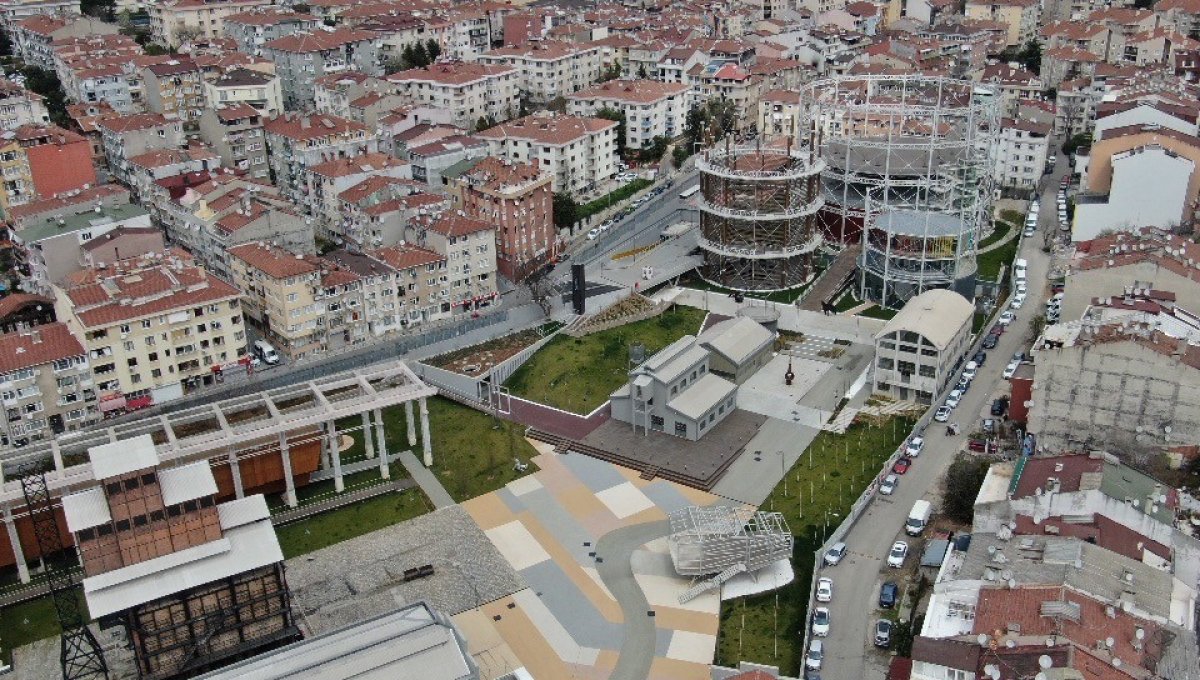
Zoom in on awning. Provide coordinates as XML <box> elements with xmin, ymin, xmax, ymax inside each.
<box><xmin>98</xmin><ymin>396</ymin><xmax>127</xmax><ymax>412</ymax></box>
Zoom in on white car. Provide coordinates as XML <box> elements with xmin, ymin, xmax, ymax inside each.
<box><xmin>1011</xmin><ymin>293</ymin><xmax>1026</xmax><ymax>309</ymax></box>
<box><xmin>880</xmin><ymin>474</ymin><xmax>899</xmax><ymax>495</ymax></box>
<box><xmin>1003</xmin><ymin>361</ymin><xmax>1020</xmax><ymax>380</ymax></box>
<box><xmin>811</xmin><ymin>607</ymin><xmax>831</xmax><ymax>637</ymax></box>
<box><xmin>998</xmin><ymin>310</ymin><xmax>1016</xmax><ymax>326</ymax></box>
<box><xmin>944</xmin><ymin>390</ymin><xmax>962</xmax><ymax>409</ymax></box>
<box><xmin>806</xmin><ymin>640</ymin><xmax>824</xmax><ymax>671</ymax></box>
<box><xmin>1015</xmin><ymin>281</ymin><xmax>1027</xmax><ymax>294</ymax></box>
<box><xmin>587</xmin><ymin>228</ymin><xmax>601</xmax><ymax>240</ymax></box>
<box><xmin>816</xmin><ymin>577</ymin><xmax>833</xmax><ymax>602</ymax></box>
<box><xmin>905</xmin><ymin>437</ymin><xmax>924</xmax><ymax>457</ymax></box>
<box><xmin>934</xmin><ymin>405</ymin><xmax>952</xmax><ymax>422</ymax></box>
<box><xmin>887</xmin><ymin>541</ymin><xmax>909</xmax><ymax>568</ymax></box>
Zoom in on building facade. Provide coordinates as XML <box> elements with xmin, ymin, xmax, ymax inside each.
<box><xmin>475</xmin><ymin>113</ymin><xmax>618</xmax><ymax>194</ymax></box>
<box><xmin>0</xmin><ymin>322</ymin><xmax>98</xmax><ymax>448</ymax></box>
<box><xmin>872</xmin><ymin>289</ymin><xmax>974</xmax><ymax>404</ymax></box>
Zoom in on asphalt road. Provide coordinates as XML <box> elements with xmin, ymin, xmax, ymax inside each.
<box><xmin>815</xmin><ymin>155</ymin><xmax>1067</xmax><ymax>680</ymax></box>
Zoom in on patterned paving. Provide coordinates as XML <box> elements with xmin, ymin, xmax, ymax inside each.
<box><xmin>461</xmin><ymin>442</ymin><xmax>730</xmax><ymax>680</ymax></box>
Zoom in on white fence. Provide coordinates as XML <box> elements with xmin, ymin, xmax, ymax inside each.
<box><xmin>486</xmin><ymin>322</ymin><xmax>573</xmax><ymax>386</ymax></box>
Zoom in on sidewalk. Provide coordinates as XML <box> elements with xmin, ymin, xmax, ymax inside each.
<box><xmin>398</xmin><ymin>450</ymin><xmax>456</xmax><ymax>508</ymax></box>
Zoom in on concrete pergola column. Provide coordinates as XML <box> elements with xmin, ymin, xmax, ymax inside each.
<box><xmin>227</xmin><ymin>447</ymin><xmax>245</xmax><ymax>499</ymax></box>
<box><xmin>361</xmin><ymin>411</ymin><xmax>376</xmax><ymax>459</ymax></box>
<box><xmin>4</xmin><ymin>506</ymin><xmax>29</xmax><ymax>584</ymax></box>
<box><xmin>419</xmin><ymin>397</ymin><xmax>433</xmax><ymax>467</ymax></box>
<box><xmin>374</xmin><ymin>408</ymin><xmax>390</xmax><ymax>480</ymax></box>
<box><xmin>278</xmin><ymin>432</ymin><xmax>298</xmax><ymax>508</ymax></box>
<box><xmin>327</xmin><ymin>420</ymin><xmax>344</xmax><ymax>493</ymax></box>
<box><xmin>405</xmin><ymin>400</ymin><xmax>416</xmax><ymax>447</ymax></box>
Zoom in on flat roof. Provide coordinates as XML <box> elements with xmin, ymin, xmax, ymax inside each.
<box><xmin>16</xmin><ymin>203</ymin><xmax>149</xmax><ymax>243</ymax></box>
<box><xmin>89</xmin><ymin>434</ymin><xmax>158</xmax><ymax>480</ymax></box>
<box><xmin>873</xmin><ymin>209</ymin><xmax>966</xmax><ymax>238</ymax></box>
<box><xmin>668</xmin><ymin>372</ymin><xmax>737</xmax><ymax>420</ymax></box>
<box><xmin>195</xmin><ymin>601</ymin><xmax>476</xmax><ymax>679</ymax></box>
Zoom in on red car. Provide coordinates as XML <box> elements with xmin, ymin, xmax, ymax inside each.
<box><xmin>893</xmin><ymin>457</ymin><xmax>912</xmax><ymax>474</ymax></box>
<box><xmin>989</xmin><ymin>324</ymin><xmax>1004</xmax><ymax>337</ymax></box>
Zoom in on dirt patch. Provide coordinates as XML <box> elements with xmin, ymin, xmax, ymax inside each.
<box><xmin>429</xmin><ymin>327</ymin><xmax>555</xmax><ymax>375</ymax></box>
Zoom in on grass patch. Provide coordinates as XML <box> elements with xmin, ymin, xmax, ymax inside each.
<box><xmin>275</xmin><ymin>487</ymin><xmax>432</xmax><ymax>558</ymax></box>
<box><xmin>979</xmin><ymin>218</ymin><xmax>1015</xmax><ymax>250</ymax></box>
<box><xmin>0</xmin><ymin>589</ymin><xmax>88</xmax><ymax>666</ymax></box>
<box><xmin>859</xmin><ymin>305</ymin><xmax>898</xmax><ymax>320</ymax></box>
<box><xmin>834</xmin><ymin>291</ymin><xmax>861</xmax><ymax>313</ymax></box>
<box><xmin>977</xmin><ymin>233</ymin><xmax>1020</xmax><ymax>281</ymax></box>
<box><xmin>504</xmin><ymin>305</ymin><xmax>707</xmax><ymax>413</ymax></box>
<box><xmin>716</xmin><ymin>415</ymin><xmax>917</xmax><ymax>676</ymax></box>
<box><xmin>579</xmin><ymin>179</ymin><xmax>652</xmax><ymax>219</ymax></box>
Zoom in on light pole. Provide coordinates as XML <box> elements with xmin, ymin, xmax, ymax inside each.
<box><xmin>778</xmin><ymin>450</ymin><xmax>787</xmax><ymax>497</ymax></box>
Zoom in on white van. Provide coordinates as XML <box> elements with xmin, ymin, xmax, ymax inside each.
<box><xmin>253</xmin><ymin>340</ymin><xmax>281</xmax><ymax>365</ymax></box>
<box><xmin>1014</xmin><ymin>258</ymin><xmax>1028</xmax><ymax>280</ymax></box>
<box><xmin>962</xmin><ymin>360</ymin><xmax>978</xmax><ymax>381</ymax></box>
<box><xmin>905</xmin><ymin>500</ymin><xmax>932</xmax><ymax>536</ymax></box>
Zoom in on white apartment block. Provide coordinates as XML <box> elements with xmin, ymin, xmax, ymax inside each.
<box><xmin>566</xmin><ymin>79</ymin><xmax>689</xmax><ymax>149</ymax></box>
<box><xmin>476</xmin><ymin>41</ymin><xmax>602</xmax><ymax>102</ymax></box>
<box><xmin>994</xmin><ymin>117</ymin><xmax>1052</xmax><ymax>192</ymax></box>
<box><xmin>475</xmin><ymin>113</ymin><xmax>618</xmax><ymax>194</ymax></box>
<box><xmin>386</xmin><ymin>62</ymin><xmax>519</xmax><ymax>129</ymax></box>
<box><xmin>148</xmin><ymin>0</ymin><xmax>271</xmax><ymax>49</ymax></box>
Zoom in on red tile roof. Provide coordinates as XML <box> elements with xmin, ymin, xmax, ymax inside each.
<box><xmin>568</xmin><ymin>79</ymin><xmax>688</xmax><ymax>104</ymax></box>
<box><xmin>263</xmin><ymin>28</ymin><xmax>377</xmax><ymax>53</ymax></box>
<box><xmin>387</xmin><ymin>61</ymin><xmax>515</xmax><ymax>86</ymax></box>
<box><xmin>369</xmin><ymin>244</ymin><xmax>444</xmax><ymax>271</ymax></box>
<box><xmin>424</xmin><ymin>213</ymin><xmax>490</xmax><ymax>237</ymax></box>
<box><xmin>96</xmin><ymin>113</ymin><xmax>172</xmax><ymax>135</ymax></box>
<box><xmin>0</xmin><ymin>323</ymin><xmax>85</xmax><ymax>373</ymax></box>
<box><xmin>0</xmin><ymin>293</ymin><xmax>53</xmax><ymax>320</ymax></box>
<box><xmin>263</xmin><ymin>113</ymin><xmax>366</xmax><ymax>141</ymax></box>
<box><xmin>307</xmin><ymin>151</ymin><xmax>404</xmax><ymax>178</ymax></box>
<box><xmin>475</xmin><ymin>113</ymin><xmax>616</xmax><ymax>146</ymax></box>
<box><xmin>64</xmin><ymin>260</ymin><xmax>240</xmax><ymax>328</ymax></box>
<box><xmin>229</xmin><ymin>242</ymin><xmax>320</xmax><ymax>279</ymax></box>
<box><xmin>1011</xmin><ymin>454</ymin><xmax>1104</xmax><ymax>498</ymax></box>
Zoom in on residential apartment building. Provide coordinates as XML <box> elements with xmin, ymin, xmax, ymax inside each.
<box><xmin>10</xmin><ymin>15</ymin><xmax>117</xmax><ymax>70</ymax></box>
<box><xmin>303</xmin><ymin>151</ymin><xmax>410</xmax><ymax>233</ymax></box>
<box><xmin>97</xmin><ymin>113</ymin><xmax>184</xmax><ymax>188</ymax></box>
<box><xmin>0</xmin><ymin>0</ymin><xmax>79</xmax><ymax>30</ymax></box>
<box><xmin>0</xmin><ymin>124</ymin><xmax>95</xmax><ymax>219</ymax></box>
<box><xmin>366</xmin><ymin>245</ymin><xmax>450</xmax><ymax>328</ymax></box>
<box><xmin>336</xmin><ymin>183</ymin><xmax>449</xmax><ymax>249</ymax></box>
<box><xmin>226</xmin><ymin>243</ymin><xmax>338</xmax><ymax>360</ymax></box>
<box><xmin>0</xmin><ymin>323</ymin><xmax>99</xmax><ymax>448</ymax></box>
<box><xmin>477</xmin><ymin>41</ymin><xmax>602</xmax><ymax>102</ymax></box>
<box><xmin>203</xmin><ymin>68</ymin><xmax>282</xmax><ymax>118</ymax></box>
<box><xmin>0</xmin><ymin>79</ymin><xmax>48</xmax><ymax>131</ymax></box>
<box><xmin>261</xmin><ymin>29</ymin><xmax>383</xmax><ymax>111</ymax></box>
<box><xmin>148</xmin><ymin>0</ymin><xmax>272</xmax><ymax>49</ymax></box>
<box><xmin>566</xmin><ymin>79</ymin><xmax>688</xmax><ymax>150</ymax></box>
<box><xmin>979</xmin><ymin>63</ymin><xmax>1044</xmax><ymax>117</ymax></box>
<box><xmin>448</xmin><ymin>156</ymin><xmax>554</xmax><ymax>282</ymax></box>
<box><xmin>321</xmin><ymin>249</ymin><xmax>405</xmax><ymax>340</ymax></box>
<box><xmin>965</xmin><ymin>0</ymin><xmax>1040</xmax><ymax>47</ymax></box>
<box><xmin>758</xmin><ymin>90</ymin><xmax>803</xmax><ymax>138</ymax></box>
<box><xmin>994</xmin><ymin>117</ymin><xmax>1051</xmax><ymax>194</ymax></box>
<box><xmin>872</xmin><ymin>290</ymin><xmax>974</xmax><ymax>404</ymax></box>
<box><xmin>224</xmin><ymin>8</ymin><xmax>320</xmax><ymax>57</ymax></box>
<box><xmin>475</xmin><ymin>113</ymin><xmax>618</xmax><ymax>194</ymax></box>
<box><xmin>262</xmin><ymin>113</ymin><xmax>377</xmax><ymax>207</ymax></box>
<box><xmin>13</xmin><ymin>203</ymin><xmax>152</xmax><ymax>293</ymax></box>
<box><xmin>197</xmin><ymin>103</ymin><xmax>269</xmax><ymax>178</ymax></box>
<box><xmin>409</xmin><ymin>213</ymin><xmax>499</xmax><ymax>315</ymax></box>
<box><xmin>143</xmin><ymin>59</ymin><xmax>206</xmax><ymax>131</ymax></box>
<box><xmin>385</xmin><ymin>62</ymin><xmax>519</xmax><ymax>130</ymax></box>
<box><xmin>53</xmin><ymin>250</ymin><xmax>248</xmax><ymax>406</ymax></box>
<box><xmin>405</xmin><ymin>135</ymin><xmax>489</xmax><ymax>188</ymax></box>
<box><xmin>126</xmin><ymin>143</ymin><xmax>220</xmax><ymax>204</ymax></box>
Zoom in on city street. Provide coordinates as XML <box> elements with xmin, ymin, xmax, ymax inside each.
<box><xmin>815</xmin><ymin>153</ymin><xmax>1067</xmax><ymax>680</ymax></box>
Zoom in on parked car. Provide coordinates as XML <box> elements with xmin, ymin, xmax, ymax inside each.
<box><xmin>823</xmin><ymin>542</ymin><xmax>847</xmax><ymax>566</ymax></box>
<box><xmin>989</xmin><ymin>324</ymin><xmax>1005</xmax><ymax>337</ymax></box>
<box><xmin>934</xmin><ymin>406</ymin><xmax>952</xmax><ymax>422</ymax></box>
<box><xmin>812</xmin><ymin>607</ymin><xmax>831</xmax><ymax>637</ymax></box>
<box><xmin>1002</xmin><ymin>361</ymin><xmax>1020</xmax><ymax>380</ymax></box>
<box><xmin>968</xmin><ymin>438</ymin><xmax>987</xmax><ymax>452</ymax></box>
<box><xmin>956</xmin><ymin>376</ymin><xmax>972</xmax><ymax>392</ymax></box>
<box><xmin>983</xmin><ymin>418</ymin><xmax>997</xmax><ymax>433</ymax></box>
<box><xmin>1011</xmin><ymin>293</ymin><xmax>1026</xmax><ymax>309</ymax></box>
<box><xmin>1023</xmin><ymin>225</ymin><xmax>1036</xmax><ymax>237</ymax></box>
<box><xmin>962</xmin><ymin>361</ymin><xmax>978</xmax><ymax>381</ymax></box>
<box><xmin>982</xmin><ymin>334</ymin><xmax>998</xmax><ymax>349</ymax></box>
<box><xmin>893</xmin><ymin>457</ymin><xmax>912</xmax><ymax>475</ymax></box>
<box><xmin>944</xmin><ymin>390</ymin><xmax>962</xmax><ymax>409</ymax></box>
<box><xmin>905</xmin><ymin>437</ymin><xmax>924</xmax><ymax>457</ymax></box>
<box><xmin>880</xmin><ymin>474</ymin><xmax>899</xmax><ymax>495</ymax></box>
<box><xmin>806</xmin><ymin>640</ymin><xmax>824</xmax><ymax>671</ymax></box>
<box><xmin>998</xmin><ymin>310</ymin><xmax>1016</xmax><ymax>326</ymax></box>
<box><xmin>886</xmin><ymin>541</ymin><xmax>908</xmax><ymax>568</ymax></box>
<box><xmin>587</xmin><ymin>228</ymin><xmax>601</xmax><ymax>240</ymax></box>
<box><xmin>816</xmin><ymin>577</ymin><xmax>833</xmax><ymax>602</ymax></box>
<box><xmin>875</xmin><ymin>619</ymin><xmax>893</xmax><ymax>648</ymax></box>
<box><xmin>991</xmin><ymin>398</ymin><xmax>1007</xmax><ymax>416</ymax></box>
<box><xmin>879</xmin><ymin>581</ymin><xmax>899</xmax><ymax>608</ymax></box>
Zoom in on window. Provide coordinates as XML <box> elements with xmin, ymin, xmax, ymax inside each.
<box><xmin>675</xmin><ymin>421</ymin><xmax>687</xmax><ymax>436</ymax></box>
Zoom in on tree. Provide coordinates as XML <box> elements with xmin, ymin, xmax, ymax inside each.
<box><xmin>637</xmin><ymin>63</ymin><xmax>648</xmax><ymax>79</ymax></box>
<box><xmin>941</xmin><ymin>456</ymin><xmax>990</xmax><ymax>524</ymax></box>
<box><xmin>552</xmin><ymin>192</ymin><xmax>578</xmax><ymax>230</ymax></box>
<box><xmin>81</xmin><ymin>0</ymin><xmax>115</xmax><ymax>21</ymax></box>
<box><xmin>1017</xmin><ymin>39</ymin><xmax>1041</xmax><ymax>74</ymax></box>
<box><xmin>638</xmin><ymin>135</ymin><xmax>670</xmax><ymax>163</ymax></box>
<box><xmin>21</xmin><ymin>66</ymin><xmax>68</xmax><ymax>126</ymax></box>
<box><xmin>143</xmin><ymin>43</ymin><xmax>169</xmax><ymax>56</ymax></box>
<box><xmin>1062</xmin><ymin>132</ymin><xmax>1090</xmax><ymax>155</ymax></box>
<box><xmin>426</xmin><ymin>39</ymin><xmax>441</xmax><ymax>63</ymax></box>
<box><xmin>599</xmin><ymin>61</ymin><xmax>622</xmax><ymax>82</ymax></box>
<box><xmin>595</xmin><ymin>106</ymin><xmax>626</xmax><ymax>157</ymax></box>
<box><xmin>400</xmin><ymin>44</ymin><xmax>416</xmax><ymax>70</ymax></box>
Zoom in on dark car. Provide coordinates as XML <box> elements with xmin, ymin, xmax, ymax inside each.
<box><xmin>879</xmin><ymin>581</ymin><xmax>899</xmax><ymax>608</ymax></box>
<box><xmin>989</xmin><ymin>325</ymin><xmax>1004</xmax><ymax>337</ymax></box>
<box><xmin>893</xmin><ymin>457</ymin><xmax>912</xmax><ymax>474</ymax></box>
<box><xmin>973</xmin><ymin>351</ymin><xmax>987</xmax><ymax>365</ymax></box>
<box><xmin>875</xmin><ymin>619</ymin><xmax>893</xmax><ymax>648</ymax></box>
<box><xmin>982</xmin><ymin>334</ymin><xmax>999</xmax><ymax>349</ymax></box>
<box><xmin>968</xmin><ymin>438</ymin><xmax>988</xmax><ymax>452</ymax></box>
<box><xmin>990</xmin><ymin>399</ymin><xmax>1007</xmax><ymax>416</ymax></box>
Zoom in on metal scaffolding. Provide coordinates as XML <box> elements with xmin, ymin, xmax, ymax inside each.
<box><xmin>802</xmin><ymin>75</ymin><xmax>999</xmax><ymax>307</ymax></box>
<box><xmin>696</xmin><ymin>140</ymin><xmax>825</xmax><ymax>292</ymax></box>
<box><xmin>667</xmin><ymin>506</ymin><xmax>793</xmax><ymax>577</ymax></box>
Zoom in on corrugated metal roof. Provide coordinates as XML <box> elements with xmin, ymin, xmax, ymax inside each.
<box><xmin>217</xmin><ymin>494</ymin><xmax>270</xmax><ymax>530</ymax></box>
<box><xmin>698</xmin><ymin>317</ymin><xmax>774</xmax><ymax>366</ymax></box>
<box><xmin>89</xmin><ymin>434</ymin><xmax>159</xmax><ymax>480</ymax></box>
<box><xmin>82</xmin><ymin>517</ymin><xmax>282</xmax><ymax>618</ymax></box>
<box><xmin>158</xmin><ymin>461</ymin><xmax>218</xmax><ymax>506</ymax></box>
<box><xmin>667</xmin><ymin>373</ymin><xmax>736</xmax><ymax>420</ymax></box>
<box><xmin>60</xmin><ymin>487</ymin><xmax>111</xmax><ymax>532</ymax></box>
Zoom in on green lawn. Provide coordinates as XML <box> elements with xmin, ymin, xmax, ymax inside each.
<box><xmin>859</xmin><ymin>305</ymin><xmax>898</xmax><ymax>320</ymax></box>
<box><xmin>0</xmin><ymin>589</ymin><xmax>88</xmax><ymax>667</ymax></box>
<box><xmin>834</xmin><ymin>291</ymin><xmax>861</xmax><ymax>313</ymax></box>
<box><xmin>275</xmin><ymin>487</ymin><xmax>432</xmax><ymax>559</ymax></box>
<box><xmin>978</xmin><ymin>218</ymin><xmax>1015</xmax><ymax>250</ymax></box>
<box><xmin>977</xmin><ymin>235</ymin><xmax>1020</xmax><ymax>282</ymax></box>
<box><xmin>716</xmin><ymin>415</ymin><xmax>917</xmax><ymax>676</ymax></box>
<box><xmin>579</xmin><ymin>179</ymin><xmax>653</xmax><ymax>219</ymax></box>
<box><xmin>504</xmin><ymin>305</ymin><xmax>708</xmax><ymax>414</ymax></box>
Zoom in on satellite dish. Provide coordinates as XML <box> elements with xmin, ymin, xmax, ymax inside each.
<box><xmin>1047</xmin><ymin>637</ymin><xmax>1055</xmax><ymax>647</ymax></box>
<box><xmin>1113</xmin><ymin>658</ymin><xmax>1122</xmax><ymax>668</ymax></box>
<box><xmin>1106</xmin><ymin>637</ymin><xmax>1115</xmax><ymax>648</ymax></box>
<box><xmin>1039</xmin><ymin>654</ymin><xmax>1053</xmax><ymax>669</ymax></box>
<box><xmin>978</xmin><ymin>634</ymin><xmax>990</xmax><ymax>647</ymax></box>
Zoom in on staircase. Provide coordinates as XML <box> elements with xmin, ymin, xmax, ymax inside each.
<box><xmin>678</xmin><ymin>563</ymin><xmax>748</xmax><ymax>604</ymax></box>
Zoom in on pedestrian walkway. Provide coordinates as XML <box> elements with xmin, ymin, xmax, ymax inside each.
<box><xmin>977</xmin><ymin>221</ymin><xmax>1019</xmax><ymax>254</ymax></box>
<box><xmin>271</xmin><ymin>477</ymin><xmax>416</xmax><ymax>525</ymax></box>
<box><xmin>399</xmin><ymin>450</ymin><xmax>456</xmax><ymax>508</ymax></box>
<box><xmin>800</xmin><ymin>245</ymin><xmax>860</xmax><ymax>311</ymax></box>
